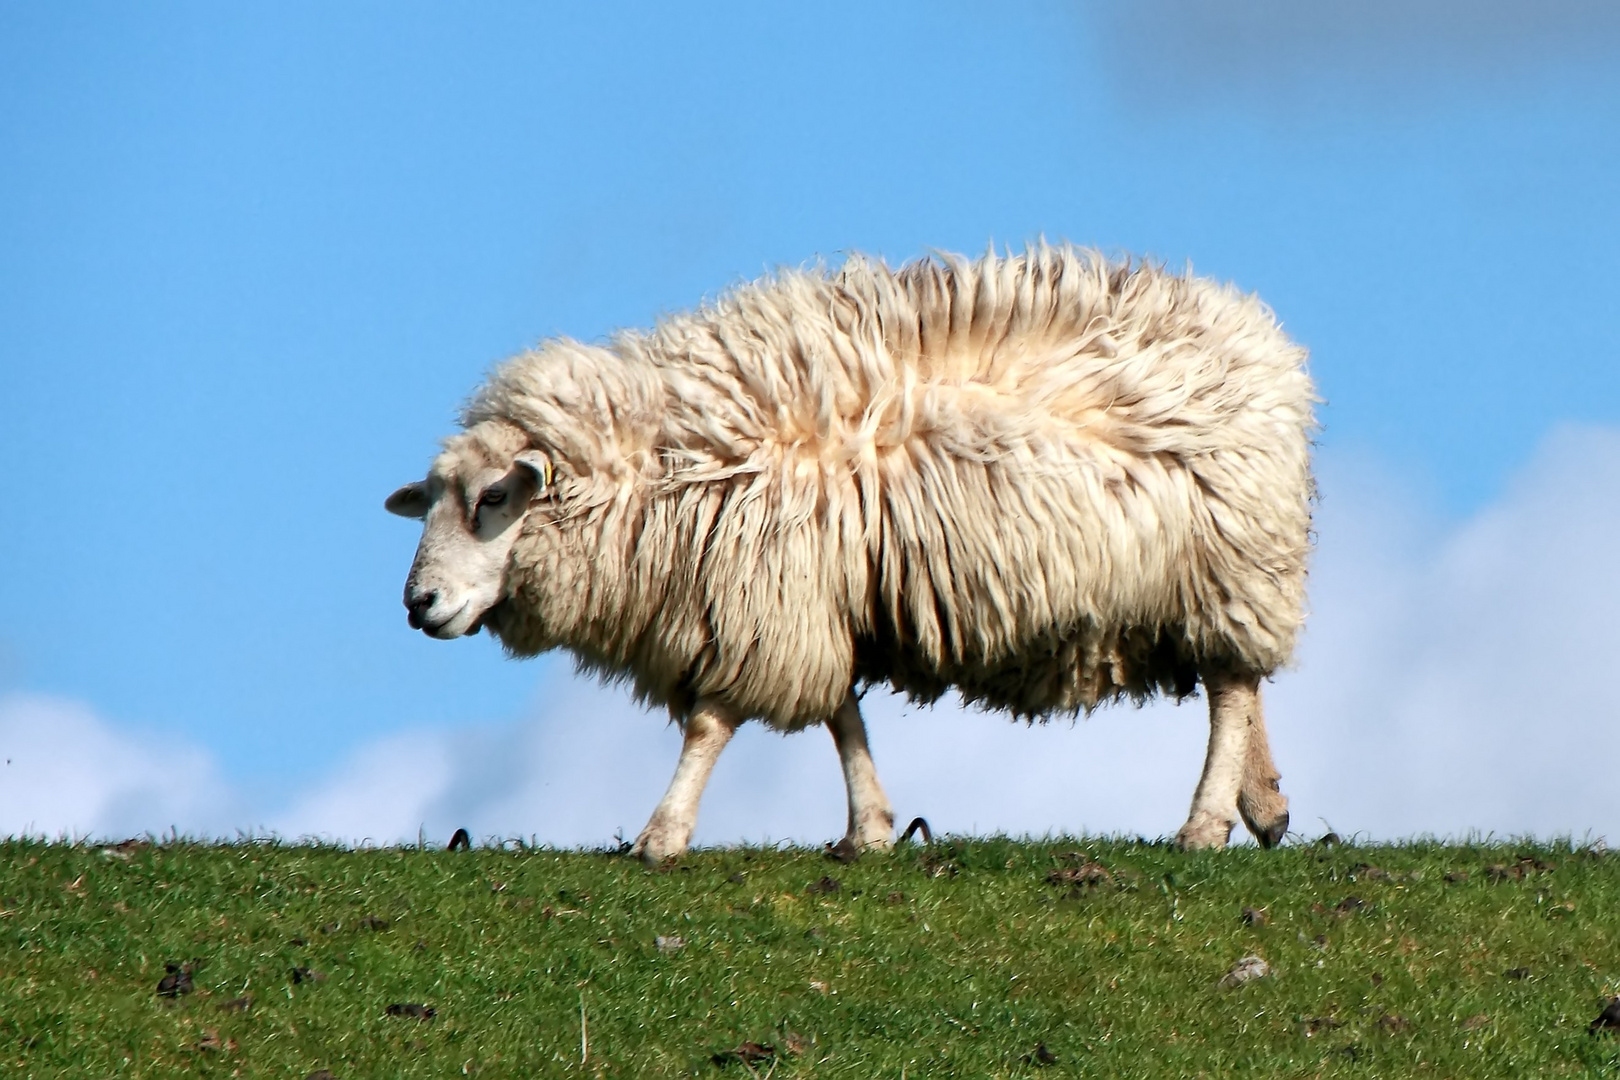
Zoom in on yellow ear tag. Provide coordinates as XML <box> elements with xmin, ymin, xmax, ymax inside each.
<box><xmin>541</xmin><ymin>461</ymin><xmax>554</xmax><ymax>487</ymax></box>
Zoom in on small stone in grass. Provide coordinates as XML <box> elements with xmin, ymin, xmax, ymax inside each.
<box><xmin>1503</xmin><ymin>966</ymin><xmax>1531</xmax><ymax>980</ymax></box>
<box><xmin>1241</xmin><ymin>906</ymin><xmax>1269</xmax><ymax>926</ymax></box>
<box><xmin>1046</xmin><ymin>861</ymin><xmax>1115</xmax><ymax>893</ymax></box>
<box><xmin>1486</xmin><ymin>856</ymin><xmax>1553</xmax><ymax>883</ymax></box>
<box><xmin>655</xmin><ymin>935</ymin><xmax>686</xmax><ymax>953</ymax></box>
<box><xmin>711</xmin><ymin>1041</ymin><xmax>774</xmax><ymax>1066</ymax></box>
<box><xmin>156</xmin><ymin>963</ymin><xmax>193</xmax><ymax>998</ymax></box>
<box><xmin>1023</xmin><ymin>1042</ymin><xmax>1058</xmax><ymax>1066</ymax></box>
<box><xmin>101</xmin><ymin>839</ymin><xmax>143</xmax><ymax>860</ymax></box>
<box><xmin>1589</xmin><ymin>997</ymin><xmax>1620</xmax><ymax>1035</ymax></box>
<box><xmin>385</xmin><ymin>1003</ymin><xmax>436</xmax><ymax>1021</ymax></box>
<box><xmin>825</xmin><ymin>837</ymin><xmax>861</xmax><ymax>864</ymax></box>
<box><xmin>1219</xmin><ymin>955</ymin><xmax>1269</xmax><ymax>988</ymax></box>
<box><xmin>291</xmin><ymin>966</ymin><xmax>327</xmax><ymax>985</ymax></box>
<box><xmin>194</xmin><ymin>1028</ymin><xmax>236</xmax><ymax>1053</ymax></box>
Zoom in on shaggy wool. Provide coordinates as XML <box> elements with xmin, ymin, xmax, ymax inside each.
<box><xmin>456</xmin><ymin>244</ymin><xmax>1316</xmax><ymax>730</ymax></box>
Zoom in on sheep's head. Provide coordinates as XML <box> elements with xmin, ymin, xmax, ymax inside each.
<box><xmin>385</xmin><ymin>421</ymin><xmax>557</xmax><ymax>640</ymax></box>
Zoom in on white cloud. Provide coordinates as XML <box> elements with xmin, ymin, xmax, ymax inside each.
<box><xmin>6</xmin><ymin>424</ymin><xmax>1618</xmax><ymax>846</ymax></box>
<box><xmin>0</xmin><ymin>694</ymin><xmax>237</xmax><ymax>840</ymax></box>
<box><xmin>1272</xmin><ymin>424</ymin><xmax>1620</xmax><ymax>841</ymax></box>
<box><xmin>269</xmin><ymin>731</ymin><xmax>457</xmax><ymax>846</ymax></box>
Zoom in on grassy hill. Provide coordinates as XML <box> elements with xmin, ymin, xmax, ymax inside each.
<box><xmin>2</xmin><ymin>836</ymin><xmax>1618</xmax><ymax>1077</ymax></box>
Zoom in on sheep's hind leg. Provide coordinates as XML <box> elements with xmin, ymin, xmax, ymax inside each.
<box><xmin>828</xmin><ymin>692</ymin><xmax>895</xmax><ymax>851</ymax></box>
<box><xmin>1174</xmin><ymin>670</ymin><xmax>1259</xmax><ymax>851</ymax></box>
<box><xmin>632</xmin><ymin>698</ymin><xmax>742</xmax><ymax>865</ymax></box>
<box><xmin>1236</xmin><ymin>685</ymin><xmax>1290</xmax><ymax>848</ymax></box>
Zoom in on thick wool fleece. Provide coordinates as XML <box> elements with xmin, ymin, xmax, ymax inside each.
<box><xmin>460</xmin><ymin>245</ymin><xmax>1316</xmax><ymax>730</ymax></box>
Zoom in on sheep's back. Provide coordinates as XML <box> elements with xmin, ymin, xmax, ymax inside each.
<box><xmin>629</xmin><ymin>247</ymin><xmax>1312</xmax><ymax>715</ymax></box>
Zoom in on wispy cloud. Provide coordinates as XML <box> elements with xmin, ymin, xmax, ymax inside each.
<box><xmin>1088</xmin><ymin>2</ymin><xmax>1620</xmax><ymax>113</ymax></box>
<box><xmin>0</xmin><ymin>695</ymin><xmax>237</xmax><ymax>840</ymax></box>
<box><xmin>5</xmin><ymin>425</ymin><xmax>1618</xmax><ymax>846</ymax></box>
<box><xmin>1273</xmin><ymin>424</ymin><xmax>1620</xmax><ymax>841</ymax></box>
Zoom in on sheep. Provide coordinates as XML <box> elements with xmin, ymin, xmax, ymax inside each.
<box><xmin>386</xmin><ymin>244</ymin><xmax>1315</xmax><ymax>861</ymax></box>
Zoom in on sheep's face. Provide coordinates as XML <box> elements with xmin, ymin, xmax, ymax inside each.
<box><xmin>386</xmin><ymin>424</ymin><xmax>556</xmax><ymax>641</ymax></box>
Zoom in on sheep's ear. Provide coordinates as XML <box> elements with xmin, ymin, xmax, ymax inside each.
<box><xmin>385</xmin><ymin>481</ymin><xmax>430</xmax><ymax>519</ymax></box>
<box><xmin>512</xmin><ymin>450</ymin><xmax>554</xmax><ymax>490</ymax></box>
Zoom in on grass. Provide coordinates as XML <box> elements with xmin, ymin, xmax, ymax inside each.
<box><xmin>2</xmin><ymin>835</ymin><xmax>1618</xmax><ymax>1078</ymax></box>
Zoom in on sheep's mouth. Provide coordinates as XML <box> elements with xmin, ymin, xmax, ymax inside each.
<box><xmin>420</xmin><ymin>602</ymin><xmax>475</xmax><ymax>639</ymax></box>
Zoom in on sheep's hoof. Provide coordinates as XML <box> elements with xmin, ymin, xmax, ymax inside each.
<box><xmin>631</xmin><ymin>823</ymin><xmax>689</xmax><ymax>867</ymax></box>
<box><xmin>851</xmin><ymin>812</ymin><xmax>896</xmax><ymax>853</ymax></box>
<box><xmin>1242</xmin><ymin>806</ymin><xmax>1290</xmax><ymax>849</ymax></box>
<box><xmin>1238</xmin><ymin>789</ymin><xmax>1290</xmax><ymax>849</ymax></box>
<box><xmin>1173</xmin><ymin>812</ymin><xmax>1234</xmax><ymax>851</ymax></box>
<box><xmin>849</xmin><ymin>833</ymin><xmax>894</xmax><ymax>855</ymax></box>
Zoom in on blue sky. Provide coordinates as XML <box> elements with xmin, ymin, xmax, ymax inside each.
<box><xmin>2</xmin><ymin>4</ymin><xmax>1618</xmax><ymax>844</ymax></box>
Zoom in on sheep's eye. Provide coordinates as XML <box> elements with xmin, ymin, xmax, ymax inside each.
<box><xmin>478</xmin><ymin>489</ymin><xmax>508</xmax><ymax>510</ymax></box>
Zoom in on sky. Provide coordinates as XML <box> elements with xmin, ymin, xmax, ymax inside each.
<box><xmin>2</xmin><ymin>2</ymin><xmax>1618</xmax><ymax>847</ymax></box>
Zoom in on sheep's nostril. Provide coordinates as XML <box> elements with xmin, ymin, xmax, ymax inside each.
<box><xmin>405</xmin><ymin>590</ymin><xmax>438</xmax><ymax>628</ymax></box>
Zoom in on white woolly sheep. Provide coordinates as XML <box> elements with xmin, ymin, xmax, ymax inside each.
<box><xmin>386</xmin><ymin>244</ymin><xmax>1315</xmax><ymax>861</ymax></box>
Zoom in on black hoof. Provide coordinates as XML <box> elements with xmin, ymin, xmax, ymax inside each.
<box><xmin>1254</xmin><ymin>811</ymin><xmax>1288</xmax><ymax>849</ymax></box>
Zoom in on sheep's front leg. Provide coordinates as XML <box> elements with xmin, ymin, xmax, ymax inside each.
<box><xmin>827</xmin><ymin>692</ymin><xmax>895</xmax><ymax>851</ymax></box>
<box><xmin>632</xmin><ymin>698</ymin><xmax>742</xmax><ymax>865</ymax></box>
<box><xmin>1236</xmin><ymin>688</ymin><xmax>1290</xmax><ymax>848</ymax></box>
<box><xmin>1174</xmin><ymin>671</ymin><xmax>1259</xmax><ymax>851</ymax></box>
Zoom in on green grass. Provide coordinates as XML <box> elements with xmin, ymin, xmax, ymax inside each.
<box><xmin>2</xmin><ymin>836</ymin><xmax>1618</xmax><ymax>1078</ymax></box>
